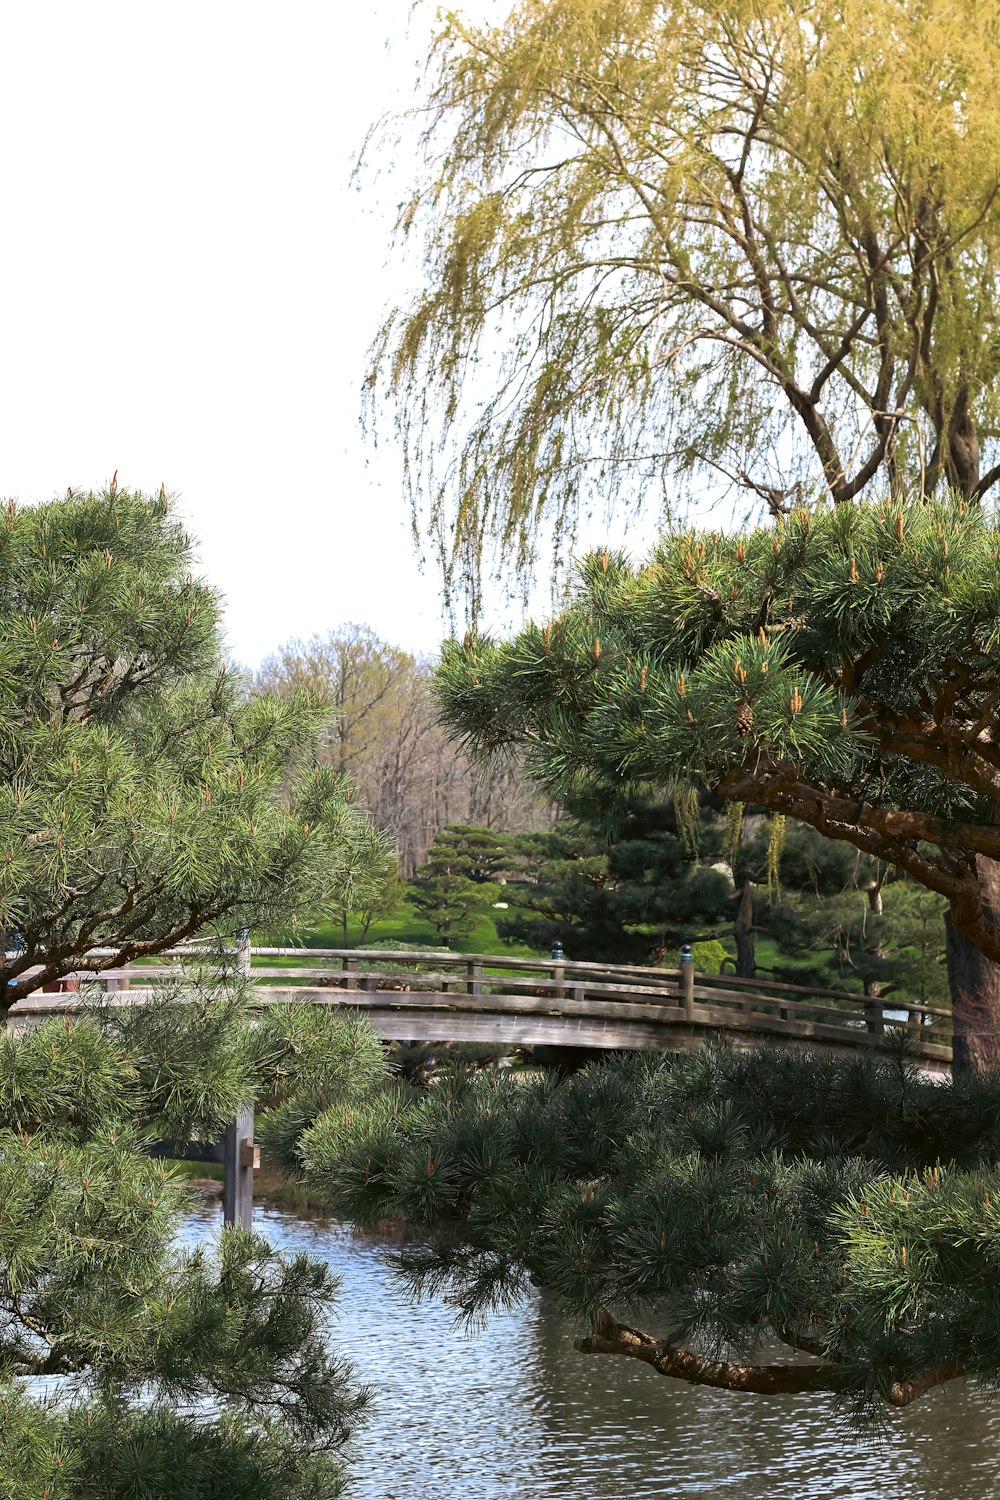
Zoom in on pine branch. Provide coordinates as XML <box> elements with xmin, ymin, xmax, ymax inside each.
<box><xmin>575</xmin><ymin>1322</ymin><xmax>962</xmax><ymax>1404</ymax></box>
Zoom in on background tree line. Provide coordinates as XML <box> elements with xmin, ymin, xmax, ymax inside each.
<box><xmin>254</xmin><ymin>625</ymin><xmax>554</xmax><ymax>880</ymax></box>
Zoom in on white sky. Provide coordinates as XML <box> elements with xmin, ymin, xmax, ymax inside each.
<box><xmin>4</xmin><ymin>0</ymin><xmax>612</xmax><ymax>668</ymax></box>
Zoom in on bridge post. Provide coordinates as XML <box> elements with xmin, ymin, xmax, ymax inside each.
<box><xmin>222</xmin><ymin>1103</ymin><xmax>257</xmax><ymax>1229</ymax></box>
<box><xmin>466</xmin><ymin>959</ymin><xmax>483</xmax><ymax>996</ymax></box>
<box><xmin>342</xmin><ymin>954</ymin><xmax>357</xmax><ymax>992</ymax></box>
<box><xmin>550</xmin><ymin>942</ymin><xmax>565</xmax><ymax>1000</ymax></box>
<box><xmin>680</xmin><ymin>945</ymin><xmax>695</xmax><ymax>1022</ymax></box>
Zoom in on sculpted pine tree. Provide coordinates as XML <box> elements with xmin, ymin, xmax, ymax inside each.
<box><xmin>366</xmin><ymin>0</ymin><xmax>1000</xmax><ymax>1055</ymax></box>
<box><xmin>0</xmin><ymin>487</ymin><xmax>392</xmax><ymax>1497</ymax></box>
<box><xmin>496</xmin><ymin>806</ymin><xmax>738</xmax><ymax>966</ymax></box>
<box><xmin>435</xmin><ymin>502</ymin><xmax>1000</xmax><ymax>1069</ymax></box>
<box><xmin>409</xmin><ymin>824</ymin><xmax>508</xmax><ymax>946</ymax></box>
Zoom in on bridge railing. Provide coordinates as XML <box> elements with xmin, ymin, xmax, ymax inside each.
<box><xmin>11</xmin><ymin>945</ymin><xmax>951</xmax><ymax>1067</ymax></box>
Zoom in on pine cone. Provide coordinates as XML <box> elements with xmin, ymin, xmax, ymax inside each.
<box><xmin>734</xmin><ymin>700</ymin><xmax>754</xmax><ymax>737</ymax></box>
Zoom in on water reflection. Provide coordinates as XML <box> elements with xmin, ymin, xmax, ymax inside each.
<box><xmin>190</xmin><ymin>1201</ymin><xmax>1000</xmax><ymax>1499</ymax></box>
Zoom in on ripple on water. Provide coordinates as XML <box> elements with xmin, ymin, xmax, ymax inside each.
<box><xmin>186</xmin><ymin>1203</ymin><xmax>1000</xmax><ymax>1500</ymax></box>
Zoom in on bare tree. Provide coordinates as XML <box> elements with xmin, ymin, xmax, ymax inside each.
<box><xmin>258</xmin><ymin>627</ymin><xmax>553</xmax><ymax>877</ymax></box>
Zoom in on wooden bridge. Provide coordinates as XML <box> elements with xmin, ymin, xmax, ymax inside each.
<box><xmin>15</xmin><ymin>946</ymin><xmax>953</xmax><ymax>1075</ymax></box>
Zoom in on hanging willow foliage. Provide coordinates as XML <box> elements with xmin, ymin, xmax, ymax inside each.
<box><xmin>767</xmin><ymin>814</ymin><xmax>788</xmax><ymax>893</ymax></box>
<box><xmin>673</xmin><ymin>785</ymin><xmax>702</xmax><ymax>856</ymax></box>
<box><xmin>369</xmin><ymin>0</ymin><xmax>1000</xmax><ymax>608</ymax></box>
<box><xmin>724</xmin><ymin>801</ymin><xmax>745</xmax><ymax>868</ymax></box>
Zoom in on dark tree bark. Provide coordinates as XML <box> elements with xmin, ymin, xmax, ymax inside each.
<box><xmin>734</xmin><ymin>878</ymin><xmax>756</xmax><ymax>979</ymax></box>
<box><xmin>946</xmin><ymin>855</ymin><xmax>1000</xmax><ymax>1073</ymax></box>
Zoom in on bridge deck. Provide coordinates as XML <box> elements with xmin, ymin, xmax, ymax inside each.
<box><xmin>10</xmin><ymin>946</ymin><xmax>953</xmax><ymax>1074</ymax></box>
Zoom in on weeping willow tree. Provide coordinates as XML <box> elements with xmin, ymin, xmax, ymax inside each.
<box><xmin>371</xmin><ymin>0</ymin><xmax>1000</xmax><ymax>595</ymax></box>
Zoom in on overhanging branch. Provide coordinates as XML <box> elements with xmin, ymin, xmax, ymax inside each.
<box><xmin>574</xmin><ymin>1321</ymin><xmax>962</xmax><ymax>1405</ymax></box>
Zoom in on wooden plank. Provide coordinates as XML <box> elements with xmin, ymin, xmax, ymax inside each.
<box><xmin>245</xmin><ymin>988</ymin><xmax>951</xmax><ymax>1060</ymax></box>
<box><xmin>249</xmin><ymin>947</ymin><xmax>684</xmax><ymax>979</ymax></box>
<box><xmin>691</xmin><ymin>986</ymin><xmax>953</xmax><ymax>1033</ymax></box>
<box><xmin>250</xmin><ymin>986</ymin><xmax>690</xmax><ymax>1023</ymax></box>
<box><xmin>325</xmin><ymin>1006</ymin><xmax>952</xmax><ymax>1067</ymax></box>
<box><xmin>694</xmin><ymin>973</ymin><xmax>867</xmax><ymax>1002</ymax></box>
<box><xmin>6</xmin><ymin>981</ymin><xmax>951</xmax><ymax>1065</ymax></box>
<box><xmin>353</xmin><ymin>1009</ymin><xmax>696</xmax><ymax>1050</ymax></box>
<box><xmin>292</xmin><ymin>972</ymin><xmax>682</xmax><ymax>1000</ymax></box>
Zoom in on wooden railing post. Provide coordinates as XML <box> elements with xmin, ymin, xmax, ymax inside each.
<box><xmin>550</xmin><ymin>942</ymin><xmax>565</xmax><ymax>1001</ymax></box>
<box><xmin>235</xmin><ymin>928</ymin><xmax>251</xmax><ymax>980</ymax></box>
<box><xmin>342</xmin><ymin>954</ymin><xmax>357</xmax><ymax>992</ymax></box>
<box><xmin>466</xmin><ymin>959</ymin><xmax>483</xmax><ymax>996</ymax></box>
<box><xmin>680</xmin><ymin>945</ymin><xmax>695</xmax><ymax>1022</ymax></box>
<box><xmin>223</xmin><ymin>1103</ymin><xmax>257</xmax><ymax>1229</ymax></box>
<box><xmin>866</xmin><ymin>997</ymin><xmax>884</xmax><ymax>1038</ymax></box>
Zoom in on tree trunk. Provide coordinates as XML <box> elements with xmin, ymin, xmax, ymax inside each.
<box><xmin>946</xmin><ymin>855</ymin><xmax>1000</xmax><ymax>1073</ymax></box>
<box><xmin>734</xmin><ymin>878</ymin><xmax>756</xmax><ymax>979</ymax></box>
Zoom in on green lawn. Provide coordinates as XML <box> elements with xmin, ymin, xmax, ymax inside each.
<box><xmin>261</xmin><ymin>908</ymin><xmax>860</xmax><ymax>984</ymax></box>
<box><xmin>274</xmin><ymin>899</ymin><xmax>547</xmax><ymax>959</ymax></box>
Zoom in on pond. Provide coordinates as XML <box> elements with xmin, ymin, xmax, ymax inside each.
<box><xmin>190</xmin><ymin>1200</ymin><xmax>1000</xmax><ymax>1500</ymax></box>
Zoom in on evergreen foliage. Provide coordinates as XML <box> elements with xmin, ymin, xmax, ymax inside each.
<box><xmin>321</xmin><ymin>815</ymin><xmax>400</xmax><ymax>947</ymax></box>
<box><xmin>498</xmin><ymin>809</ymin><xmax>948</xmax><ymax>996</ymax></box>
<box><xmin>0</xmin><ymin>488</ymin><xmax>394</xmax><ymax>1496</ymax></box>
<box><xmin>286</xmin><ymin>1041</ymin><xmax>1000</xmax><ymax>1424</ymax></box>
<box><xmin>0</xmin><ymin>992</ymin><xmax>382</xmax><ymax>1497</ymax></box>
<box><xmin>0</xmin><ymin>487</ymin><xmax>394</xmax><ymax>1006</ymax></box>
<box><xmin>495</xmin><ymin>805</ymin><xmax>734</xmax><ymax>964</ymax></box>
<box><xmin>408</xmin><ymin>824</ymin><xmax>508</xmax><ymax>946</ymax></box>
<box><xmin>765</xmin><ymin>833</ymin><xmax>948</xmax><ymax>1002</ymax></box>
<box><xmin>435</xmin><ymin>499</ymin><xmax>1000</xmax><ymax>1060</ymax></box>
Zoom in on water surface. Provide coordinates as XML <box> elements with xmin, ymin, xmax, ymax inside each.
<box><xmin>192</xmin><ymin>1201</ymin><xmax>1000</xmax><ymax>1500</ymax></box>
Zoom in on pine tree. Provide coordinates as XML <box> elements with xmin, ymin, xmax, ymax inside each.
<box><xmin>0</xmin><ymin>488</ymin><xmax>391</xmax><ymax>1497</ymax></box>
<box><xmin>496</xmin><ymin>803</ymin><xmax>736</xmax><ymax>965</ymax></box>
<box><xmin>278</xmin><ymin>1040</ymin><xmax>1000</xmax><ymax>1428</ymax></box>
<box><xmin>0</xmin><ymin>487</ymin><xmax>393</xmax><ymax>1002</ymax></box>
<box><xmin>763</xmin><ymin>825</ymin><xmax>948</xmax><ymax>1002</ymax></box>
<box><xmin>496</xmin><ymin>804</ymin><xmax>944</xmax><ymax>998</ymax></box>
<box><xmin>434</xmin><ymin>501</ymin><xmax>1000</xmax><ymax>1068</ymax></box>
<box><xmin>409</xmin><ymin>824</ymin><xmax>509</xmax><ymax>946</ymax></box>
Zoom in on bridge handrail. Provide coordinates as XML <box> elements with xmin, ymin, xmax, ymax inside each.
<box><xmin>55</xmin><ymin>944</ymin><xmax>926</xmax><ymax>1010</ymax></box>
<box><xmin>11</xmin><ymin>943</ymin><xmax>951</xmax><ymax>1064</ymax></box>
<box><xmin>248</xmin><ymin>948</ymin><xmax>905</xmax><ymax>1004</ymax></box>
<box><xmin>46</xmin><ymin>946</ymin><xmax>952</xmax><ymax>1018</ymax></box>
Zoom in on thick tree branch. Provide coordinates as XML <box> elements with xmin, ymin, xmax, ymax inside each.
<box><xmin>575</xmin><ymin>1322</ymin><xmax>962</xmax><ymax>1404</ymax></box>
